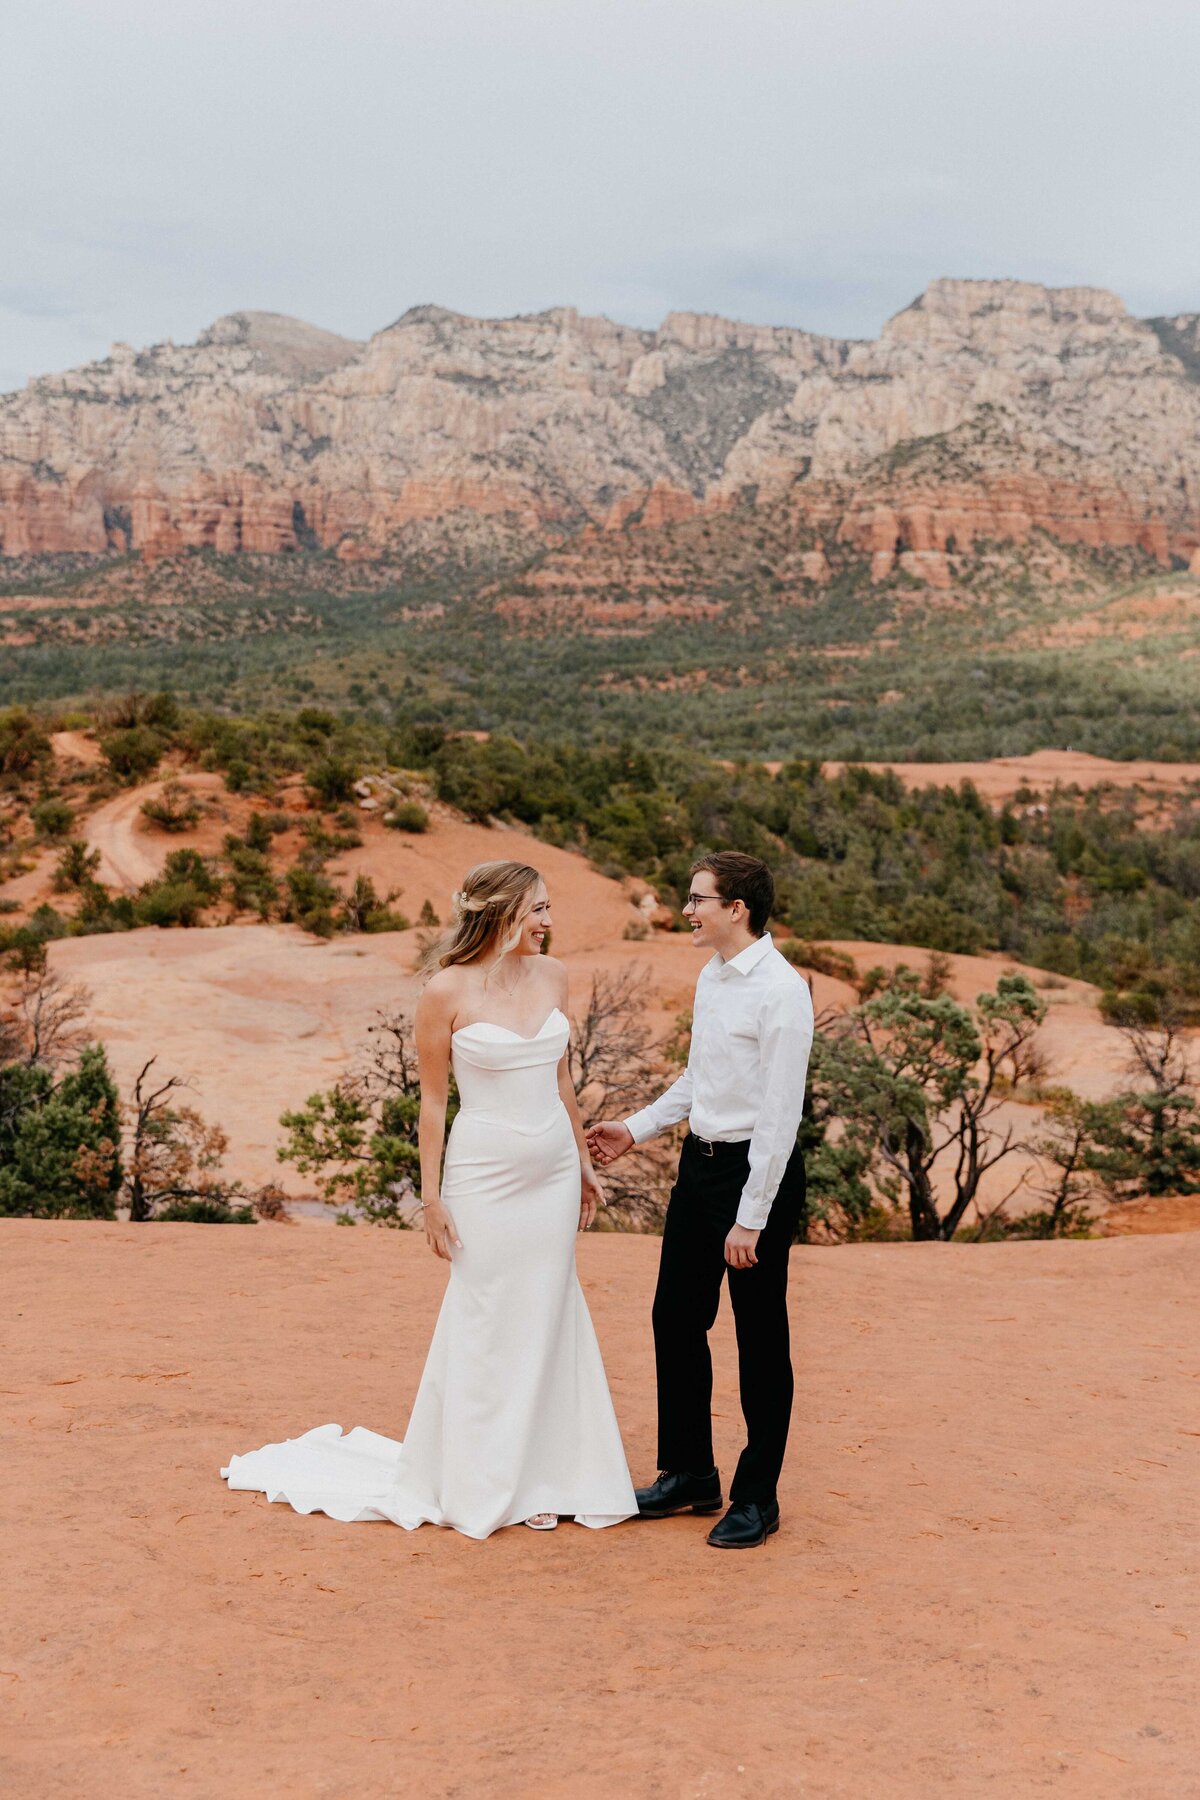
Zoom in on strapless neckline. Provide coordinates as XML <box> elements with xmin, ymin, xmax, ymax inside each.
<box><xmin>451</xmin><ymin>1006</ymin><xmax>567</xmax><ymax>1045</ymax></box>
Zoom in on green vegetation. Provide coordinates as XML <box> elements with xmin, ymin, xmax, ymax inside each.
<box><xmin>0</xmin><ymin>1042</ymin><xmax>123</xmax><ymax>1218</ymax></box>
<box><xmin>141</xmin><ymin>780</ymin><xmax>201</xmax><ymax>831</ymax></box>
<box><xmin>427</xmin><ymin>733</ymin><xmax>1200</xmax><ymax>1010</ymax></box>
<box><xmin>0</xmin><ymin>974</ymin><xmax>123</xmax><ymax>1219</ymax></box>
<box><xmin>805</xmin><ymin>973</ymin><xmax>1050</xmax><ymax>1240</ymax></box>
<box><xmin>386</xmin><ymin>800</ymin><xmax>429</xmax><ymax>832</ymax></box>
<box><xmin>124</xmin><ymin>1056</ymin><xmax>256</xmax><ymax>1223</ymax></box>
<box><xmin>3</xmin><ymin>521</ymin><xmax>1200</xmax><ymax>761</ymax></box>
<box><xmin>1083</xmin><ymin>1002</ymin><xmax>1200</xmax><ymax>1200</ymax></box>
<box><xmin>278</xmin><ymin>1011</ymin><xmax>443</xmax><ymax>1226</ymax></box>
<box><xmin>802</xmin><ymin>974</ymin><xmax>1200</xmax><ymax>1239</ymax></box>
<box><xmin>5</xmin><ymin>617</ymin><xmax>1200</xmax><ymax>1233</ymax></box>
<box><xmin>0</xmin><ymin>709</ymin><xmax>52</xmax><ymax>781</ymax></box>
<box><xmin>30</xmin><ymin>796</ymin><xmax>75</xmax><ymax>840</ymax></box>
<box><xmin>0</xmin><ymin>972</ymin><xmax>267</xmax><ymax>1223</ymax></box>
<box><xmin>5</xmin><ymin>689</ymin><xmax>1200</xmax><ymax>1009</ymax></box>
<box><xmin>0</xmin><ymin>698</ymin><xmax>427</xmax><ymax>948</ymax></box>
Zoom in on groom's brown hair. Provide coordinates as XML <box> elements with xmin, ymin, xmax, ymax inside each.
<box><xmin>691</xmin><ymin>851</ymin><xmax>774</xmax><ymax>936</ymax></box>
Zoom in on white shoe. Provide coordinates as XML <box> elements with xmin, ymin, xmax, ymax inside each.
<box><xmin>524</xmin><ymin>1512</ymin><xmax>558</xmax><ymax>1530</ymax></box>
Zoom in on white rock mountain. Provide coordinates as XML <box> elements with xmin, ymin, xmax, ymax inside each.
<box><xmin>1</xmin><ymin>279</ymin><xmax>1197</xmax><ymax>580</ymax></box>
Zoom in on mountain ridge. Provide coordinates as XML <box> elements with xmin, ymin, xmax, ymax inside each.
<box><xmin>1</xmin><ymin>278</ymin><xmax>1198</xmax><ymax>577</ymax></box>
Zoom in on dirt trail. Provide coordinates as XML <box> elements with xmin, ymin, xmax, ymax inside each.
<box><xmin>1</xmin><ymin>1222</ymin><xmax>1195</xmax><ymax>1798</ymax></box>
<box><xmin>50</xmin><ymin>728</ymin><xmax>104</xmax><ymax>767</ymax></box>
<box><xmin>84</xmin><ymin>773</ymin><xmax>225</xmax><ymax>891</ymax></box>
<box><xmin>0</xmin><ymin>846</ymin><xmax>59</xmax><ymax>908</ymax></box>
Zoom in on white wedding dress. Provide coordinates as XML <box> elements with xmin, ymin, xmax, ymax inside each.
<box><xmin>221</xmin><ymin>1008</ymin><xmax>637</xmax><ymax>1539</ymax></box>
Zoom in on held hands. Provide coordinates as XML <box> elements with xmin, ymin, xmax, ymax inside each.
<box><xmin>580</xmin><ymin>1163</ymin><xmax>605</xmax><ymax>1232</ymax></box>
<box><xmin>423</xmin><ymin>1198</ymin><xmax>462</xmax><ymax>1261</ymax></box>
<box><xmin>724</xmin><ymin>1224</ymin><xmax>761</xmax><ymax>1270</ymax></box>
<box><xmin>586</xmin><ymin>1120</ymin><xmax>634</xmax><ymax>1166</ymax></box>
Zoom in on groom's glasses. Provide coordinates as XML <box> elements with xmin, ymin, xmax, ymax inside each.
<box><xmin>684</xmin><ymin>893</ymin><xmax>730</xmax><ymax>910</ymax></box>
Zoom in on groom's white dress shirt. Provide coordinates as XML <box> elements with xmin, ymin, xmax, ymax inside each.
<box><xmin>624</xmin><ymin>932</ymin><xmax>814</xmax><ymax>1231</ymax></box>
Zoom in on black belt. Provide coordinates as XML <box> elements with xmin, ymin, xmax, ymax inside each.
<box><xmin>689</xmin><ymin>1133</ymin><xmax>751</xmax><ymax>1159</ymax></box>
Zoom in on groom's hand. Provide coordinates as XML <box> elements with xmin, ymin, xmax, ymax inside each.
<box><xmin>724</xmin><ymin>1225</ymin><xmax>760</xmax><ymax>1269</ymax></box>
<box><xmin>586</xmin><ymin>1121</ymin><xmax>634</xmax><ymax>1166</ymax></box>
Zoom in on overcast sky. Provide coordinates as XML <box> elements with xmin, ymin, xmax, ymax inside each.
<box><xmin>3</xmin><ymin>0</ymin><xmax>1198</xmax><ymax>391</ymax></box>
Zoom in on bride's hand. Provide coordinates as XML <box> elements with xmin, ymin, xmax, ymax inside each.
<box><xmin>580</xmin><ymin>1164</ymin><xmax>605</xmax><ymax>1232</ymax></box>
<box><xmin>422</xmin><ymin>1199</ymin><xmax>462</xmax><ymax>1260</ymax></box>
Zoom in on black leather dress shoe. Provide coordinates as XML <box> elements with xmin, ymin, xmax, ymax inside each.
<box><xmin>635</xmin><ymin>1468</ymin><xmax>723</xmax><ymax>1518</ymax></box>
<box><xmin>706</xmin><ymin>1500</ymin><xmax>780</xmax><ymax>1548</ymax></box>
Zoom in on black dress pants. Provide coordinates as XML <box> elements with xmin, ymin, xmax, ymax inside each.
<box><xmin>652</xmin><ymin>1133</ymin><xmax>806</xmax><ymax>1506</ymax></box>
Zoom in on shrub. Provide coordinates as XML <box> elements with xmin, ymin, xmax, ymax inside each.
<box><xmin>895</xmin><ymin>895</ymin><xmax>984</xmax><ymax>955</ymax></box>
<box><xmin>155</xmin><ymin>1198</ymin><xmax>257</xmax><ymax>1223</ymax></box>
<box><xmin>0</xmin><ymin>709</ymin><xmax>52</xmax><ymax>785</ymax></box>
<box><xmin>296</xmin><ymin>707</ymin><xmax>338</xmax><ymax>739</ymax></box>
<box><xmin>141</xmin><ymin>781</ymin><xmax>201</xmax><ymax>832</ymax></box>
<box><xmin>277</xmin><ymin>1011</ymin><xmax>438</xmax><ymax>1223</ymax></box>
<box><xmin>2</xmin><ymin>927</ymin><xmax>48</xmax><ymax>974</ymax></box>
<box><xmin>101</xmin><ymin>725</ymin><xmax>164</xmax><ymax>783</ymax></box>
<box><xmin>300</xmin><ymin>820</ymin><xmax>361</xmax><ymax>858</ymax></box>
<box><xmin>142</xmin><ymin>691</ymin><xmax>181</xmax><ymax>731</ymax></box>
<box><xmin>391</xmin><ymin>724</ymin><xmax>446</xmax><ymax>764</ymax></box>
<box><xmin>780</xmin><ymin>939</ymin><xmax>857</xmax><ymax>983</ymax></box>
<box><xmin>283</xmin><ymin>864</ymin><xmax>338</xmax><ymax>936</ymax></box>
<box><xmin>0</xmin><ymin>1043</ymin><xmax>123</xmax><ymax>1218</ymax></box>
<box><xmin>341</xmin><ymin>874</ymin><xmax>411</xmax><ymax>934</ymax></box>
<box><xmin>241</xmin><ymin>811</ymin><xmax>274</xmax><ymax>854</ymax></box>
<box><xmin>30</xmin><ymin>797</ymin><xmax>75</xmax><ymax>840</ymax></box>
<box><xmin>53</xmin><ymin>841</ymin><xmax>102</xmax><ymax>891</ymax></box>
<box><xmin>225</xmin><ymin>845</ymin><xmax>278</xmax><ymax>917</ymax></box>
<box><xmin>132</xmin><ymin>880</ymin><xmax>209</xmax><ymax>928</ymax></box>
<box><xmin>161</xmin><ymin>848</ymin><xmax>221</xmax><ymax>900</ymax></box>
<box><xmin>385</xmin><ymin>800</ymin><xmax>429</xmax><ymax>833</ymax></box>
<box><xmin>124</xmin><ymin>1059</ymin><xmax>253</xmax><ymax>1220</ymax></box>
<box><xmin>307</xmin><ymin>755</ymin><xmax>358</xmax><ymax>808</ymax></box>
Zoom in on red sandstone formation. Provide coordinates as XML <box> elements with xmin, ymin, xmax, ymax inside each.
<box><xmin>1</xmin><ymin>282</ymin><xmax>1198</xmax><ymax>572</ymax></box>
<box><xmin>836</xmin><ymin>473</ymin><xmax>1180</xmax><ymax>583</ymax></box>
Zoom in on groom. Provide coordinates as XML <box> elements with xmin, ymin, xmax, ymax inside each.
<box><xmin>588</xmin><ymin>852</ymin><xmax>813</xmax><ymax>1549</ymax></box>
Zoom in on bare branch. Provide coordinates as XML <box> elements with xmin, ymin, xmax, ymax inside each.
<box><xmin>12</xmin><ymin>968</ymin><xmax>91</xmax><ymax>1070</ymax></box>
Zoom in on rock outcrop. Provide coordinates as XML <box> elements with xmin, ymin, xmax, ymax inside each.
<box><xmin>1</xmin><ymin>282</ymin><xmax>1198</xmax><ymax>572</ymax></box>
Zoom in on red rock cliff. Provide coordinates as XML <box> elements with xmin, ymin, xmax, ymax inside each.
<box><xmin>0</xmin><ymin>283</ymin><xmax>1197</xmax><ymax>569</ymax></box>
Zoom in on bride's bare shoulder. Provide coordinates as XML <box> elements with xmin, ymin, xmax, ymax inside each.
<box><xmin>540</xmin><ymin>955</ymin><xmax>570</xmax><ymax>995</ymax></box>
<box><xmin>418</xmin><ymin>967</ymin><xmax>465</xmax><ymax>1015</ymax></box>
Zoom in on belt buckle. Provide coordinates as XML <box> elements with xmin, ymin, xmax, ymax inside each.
<box><xmin>696</xmin><ymin>1135</ymin><xmax>715</xmax><ymax>1158</ymax></box>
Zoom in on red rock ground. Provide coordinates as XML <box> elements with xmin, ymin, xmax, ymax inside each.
<box><xmin>818</xmin><ymin>749</ymin><xmax>1200</xmax><ymax>810</ymax></box>
<box><xmin>2</xmin><ymin>1223</ymin><xmax>1196</xmax><ymax>1798</ymax></box>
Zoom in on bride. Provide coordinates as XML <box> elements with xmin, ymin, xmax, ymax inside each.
<box><xmin>221</xmin><ymin>859</ymin><xmax>637</xmax><ymax>1538</ymax></box>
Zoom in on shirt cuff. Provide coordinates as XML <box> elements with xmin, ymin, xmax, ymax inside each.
<box><xmin>624</xmin><ymin>1108</ymin><xmax>660</xmax><ymax>1146</ymax></box>
<box><xmin>736</xmin><ymin>1195</ymin><xmax>771</xmax><ymax>1231</ymax></box>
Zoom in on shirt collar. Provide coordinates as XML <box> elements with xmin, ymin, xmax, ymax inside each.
<box><xmin>716</xmin><ymin>932</ymin><xmax>774</xmax><ymax>978</ymax></box>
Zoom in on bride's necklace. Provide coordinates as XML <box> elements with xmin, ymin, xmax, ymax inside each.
<box><xmin>486</xmin><ymin>957</ymin><xmax>524</xmax><ymax>999</ymax></box>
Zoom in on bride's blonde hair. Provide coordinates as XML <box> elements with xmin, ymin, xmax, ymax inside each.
<box><xmin>428</xmin><ymin>859</ymin><xmax>542</xmax><ymax>972</ymax></box>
